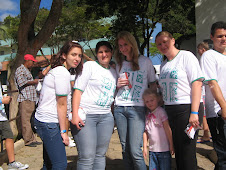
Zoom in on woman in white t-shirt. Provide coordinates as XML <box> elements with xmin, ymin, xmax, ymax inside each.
<box><xmin>155</xmin><ymin>31</ymin><xmax>204</xmax><ymax>170</ymax></box>
<box><xmin>71</xmin><ymin>41</ymin><xmax>117</xmax><ymax>170</ymax></box>
<box><xmin>114</xmin><ymin>31</ymin><xmax>156</xmax><ymax>170</ymax></box>
<box><xmin>34</xmin><ymin>41</ymin><xmax>83</xmax><ymax>170</ymax></box>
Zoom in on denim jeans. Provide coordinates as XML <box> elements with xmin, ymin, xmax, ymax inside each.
<box><xmin>34</xmin><ymin>118</ymin><xmax>67</xmax><ymax>170</ymax></box>
<box><xmin>114</xmin><ymin>106</ymin><xmax>146</xmax><ymax>170</ymax></box>
<box><xmin>207</xmin><ymin>116</ymin><xmax>226</xmax><ymax>170</ymax></box>
<box><xmin>149</xmin><ymin>151</ymin><xmax>171</xmax><ymax>170</ymax></box>
<box><xmin>71</xmin><ymin>113</ymin><xmax>114</xmax><ymax>170</ymax></box>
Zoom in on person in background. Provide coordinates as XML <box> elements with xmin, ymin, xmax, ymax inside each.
<box><xmin>196</xmin><ymin>42</ymin><xmax>211</xmax><ymax>143</ymax></box>
<box><xmin>14</xmin><ymin>54</ymin><xmax>41</xmax><ymax>147</ymax></box>
<box><xmin>200</xmin><ymin>21</ymin><xmax>226</xmax><ymax>170</ymax></box>
<box><xmin>71</xmin><ymin>41</ymin><xmax>116</xmax><ymax>170</ymax></box>
<box><xmin>109</xmin><ymin>60</ymin><xmax>116</xmax><ymax>69</ymax></box>
<box><xmin>34</xmin><ymin>41</ymin><xmax>83</xmax><ymax>169</ymax></box>
<box><xmin>197</xmin><ymin>42</ymin><xmax>209</xmax><ymax>57</ymax></box>
<box><xmin>114</xmin><ymin>31</ymin><xmax>156</xmax><ymax>170</ymax></box>
<box><xmin>156</xmin><ymin>31</ymin><xmax>204</xmax><ymax>170</ymax></box>
<box><xmin>0</xmin><ymin>63</ymin><xmax>29</xmax><ymax>170</ymax></box>
<box><xmin>142</xmin><ymin>89</ymin><xmax>174</xmax><ymax>170</ymax></box>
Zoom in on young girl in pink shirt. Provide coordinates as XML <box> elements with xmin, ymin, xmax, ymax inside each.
<box><xmin>143</xmin><ymin>89</ymin><xmax>174</xmax><ymax>170</ymax></box>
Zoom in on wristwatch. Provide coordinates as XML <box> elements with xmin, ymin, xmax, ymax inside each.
<box><xmin>60</xmin><ymin>130</ymin><xmax>67</xmax><ymax>134</ymax></box>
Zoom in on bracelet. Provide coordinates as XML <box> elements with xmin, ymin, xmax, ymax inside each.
<box><xmin>191</xmin><ymin>111</ymin><xmax>198</xmax><ymax>114</ymax></box>
<box><xmin>60</xmin><ymin>130</ymin><xmax>67</xmax><ymax>134</ymax></box>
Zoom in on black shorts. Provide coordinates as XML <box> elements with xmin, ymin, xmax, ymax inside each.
<box><xmin>0</xmin><ymin>121</ymin><xmax>14</xmax><ymax>140</ymax></box>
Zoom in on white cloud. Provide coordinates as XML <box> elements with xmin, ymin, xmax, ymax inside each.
<box><xmin>0</xmin><ymin>13</ymin><xmax>16</xmax><ymax>21</ymax></box>
<box><xmin>0</xmin><ymin>0</ymin><xmax>17</xmax><ymax>11</ymax></box>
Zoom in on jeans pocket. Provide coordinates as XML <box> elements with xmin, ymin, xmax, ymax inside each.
<box><xmin>46</xmin><ymin>123</ymin><xmax>59</xmax><ymax>139</ymax></box>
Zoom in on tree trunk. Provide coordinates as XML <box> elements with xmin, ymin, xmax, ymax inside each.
<box><xmin>9</xmin><ymin>0</ymin><xmax>63</xmax><ymax>137</ymax></box>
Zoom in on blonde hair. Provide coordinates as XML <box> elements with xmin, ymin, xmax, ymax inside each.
<box><xmin>114</xmin><ymin>31</ymin><xmax>140</xmax><ymax>71</ymax></box>
<box><xmin>142</xmin><ymin>88</ymin><xmax>160</xmax><ymax>100</ymax></box>
<box><xmin>155</xmin><ymin>31</ymin><xmax>173</xmax><ymax>42</ymax></box>
<box><xmin>197</xmin><ymin>42</ymin><xmax>209</xmax><ymax>50</ymax></box>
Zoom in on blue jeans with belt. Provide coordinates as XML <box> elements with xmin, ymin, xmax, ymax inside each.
<box><xmin>34</xmin><ymin>118</ymin><xmax>67</xmax><ymax>170</ymax></box>
<box><xmin>71</xmin><ymin>113</ymin><xmax>114</xmax><ymax>170</ymax></box>
<box><xmin>114</xmin><ymin>106</ymin><xmax>146</xmax><ymax>170</ymax></box>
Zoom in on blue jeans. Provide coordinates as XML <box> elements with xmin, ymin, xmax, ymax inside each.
<box><xmin>34</xmin><ymin>118</ymin><xmax>67</xmax><ymax>170</ymax></box>
<box><xmin>149</xmin><ymin>151</ymin><xmax>171</xmax><ymax>170</ymax></box>
<box><xmin>71</xmin><ymin>113</ymin><xmax>114</xmax><ymax>170</ymax></box>
<box><xmin>114</xmin><ymin>106</ymin><xmax>146</xmax><ymax>170</ymax></box>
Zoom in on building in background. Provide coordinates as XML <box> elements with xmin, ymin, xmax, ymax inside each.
<box><xmin>195</xmin><ymin>0</ymin><xmax>226</xmax><ymax>58</ymax></box>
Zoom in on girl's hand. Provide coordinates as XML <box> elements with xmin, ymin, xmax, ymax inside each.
<box><xmin>189</xmin><ymin>113</ymin><xmax>199</xmax><ymax>128</ymax></box>
<box><xmin>117</xmin><ymin>78</ymin><xmax>129</xmax><ymax>88</ymax></box>
<box><xmin>170</xmin><ymin>144</ymin><xmax>175</xmax><ymax>155</ymax></box>
<box><xmin>71</xmin><ymin>115</ymin><xmax>85</xmax><ymax>130</ymax></box>
<box><xmin>143</xmin><ymin>146</ymin><xmax>148</xmax><ymax>159</ymax></box>
<box><xmin>61</xmin><ymin>133</ymin><xmax>69</xmax><ymax>146</ymax></box>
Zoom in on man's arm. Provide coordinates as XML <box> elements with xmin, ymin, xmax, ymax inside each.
<box><xmin>208</xmin><ymin>80</ymin><xmax>226</xmax><ymax>120</ymax></box>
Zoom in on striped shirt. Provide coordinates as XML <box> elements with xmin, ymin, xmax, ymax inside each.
<box><xmin>15</xmin><ymin>64</ymin><xmax>37</xmax><ymax>102</ymax></box>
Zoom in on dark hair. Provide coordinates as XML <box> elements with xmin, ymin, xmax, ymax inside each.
<box><xmin>211</xmin><ymin>21</ymin><xmax>226</xmax><ymax>36</ymax></box>
<box><xmin>114</xmin><ymin>31</ymin><xmax>140</xmax><ymax>71</ymax></box>
<box><xmin>95</xmin><ymin>41</ymin><xmax>113</xmax><ymax>54</ymax></box>
<box><xmin>51</xmin><ymin>41</ymin><xmax>83</xmax><ymax>76</ymax></box>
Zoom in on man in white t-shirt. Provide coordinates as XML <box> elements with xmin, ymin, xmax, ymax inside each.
<box><xmin>200</xmin><ymin>21</ymin><xmax>226</xmax><ymax>170</ymax></box>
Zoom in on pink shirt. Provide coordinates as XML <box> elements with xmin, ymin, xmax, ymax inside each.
<box><xmin>145</xmin><ymin>106</ymin><xmax>169</xmax><ymax>152</ymax></box>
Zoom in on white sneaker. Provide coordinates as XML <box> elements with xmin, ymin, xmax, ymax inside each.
<box><xmin>8</xmin><ymin>161</ymin><xmax>29</xmax><ymax>169</ymax></box>
<box><xmin>68</xmin><ymin>137</ymin><xmax>76</xmax><ymax>147</ymax></box>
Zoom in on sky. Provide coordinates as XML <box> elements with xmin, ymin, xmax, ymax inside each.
<box><xmin>0</xmin><ymin>0</ymin><xmax>53</xmax><ymax>21</ymax></box>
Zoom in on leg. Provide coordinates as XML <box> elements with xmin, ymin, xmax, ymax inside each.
<box><xmin>34</xmin><ymin>119</ymin><xmax>67</xmax><ymax>170</ymax></box>
<box><xmin>166</xmin><ymin>104</ymin><xmax>203</xmax><ymax>170</ymax></box>
<box><xmin>149</xmin><ymin>152</ymin><xmax>158</xmax><ymax>170</ymax></box>
<box><xmin>208</xmin><ymin>117</ymin><xmax>226</xmax><ymax>170</ymax></box>
<box><xmin>201</xmin><ymin>116</ymin><xmax>211</xmax><ymax>141</ymax></box>
<box><xmin>71</xmin><ymin>114</ymin><xmax>98</xmax><ymax>170</ymax></box>
<box><xmin>6</xmin><ymin>138</ymin><xmax>15</xmax><ymax>163</ymax></box>
<box><xmin>114</xmin><ymin>106</ymin><xmax>133</xmax><ymax>170</ymax></box>
<box><xmin>127</xmin><ymin>106</ymin><xmax>146</xmax><ymax>170</ymax></box>
<box><xmin>93</xmin><ymin>113</ymin><xmax>114</xmax><ymax>170</ymax></box>
<box><xmin>19</xmin><ymin>101</ymin><xmax>36</xmax><ymax>145</ymax></box>
<box><xmin>158</xmin><ymin>151</ymin><xmax>171</xmax><ymax>170</ymax></box>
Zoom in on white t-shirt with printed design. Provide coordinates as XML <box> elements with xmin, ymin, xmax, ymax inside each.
<box><xmin>115</xmin><ymin>55</ymin><xmax>156</xmax><ymax>106</ymax></box>
<box><xmin>159</xmin><ymin>50</ymin><xmax>204</xmax><ymax>105</ymax></box>
<box><xmin>200</xmin><ymin>49</ymin><xmax>226</xmax><ymax>118</ymax></box>
<box><xmin>74</xmin><ymin>61</ymin><xmax>117</xmax><ymax>114</ymax></box>
<box><xmin>35</xmin><ymin>66</ymin><xmax>71</xmax><ymax>123</ymax></box>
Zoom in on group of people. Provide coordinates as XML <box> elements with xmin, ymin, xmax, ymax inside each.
<box><xmin>0</xmin><ymin>21</ymin><xmax>225</xmax><ymax>170</ymax></box>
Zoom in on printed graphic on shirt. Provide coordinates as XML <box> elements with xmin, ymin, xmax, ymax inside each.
<box><xmin>160</xmin><ymin>67</ymin><xmax>178</xmax><ymax>103</ymax></box>
<box><xmin>95</xmin><ymin>76</ymin><xmax>116</xmax><ymax>107</ymax></box>
<box><xmin>169</xmin><ymin>82</ymin><xmax>178</xmax><ymax>102</ymax></box>
<box><xmin>118</xmin><ymin>70</ymin><xmax>145</xmax><ymax>102</ymax></box>
<box><xmin>131</xmin><ymin>85</ymin><xmax>142</xmax><ymax>102</ymax></box>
